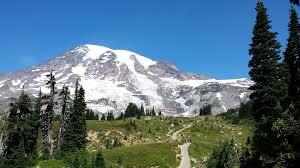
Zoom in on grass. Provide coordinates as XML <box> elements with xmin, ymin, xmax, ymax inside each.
<box><xmin>85</xmin><ymin>117</ymin><xmax>187</xmax><ymax>150</ymax></box>
<box><xmin>180</xmin><ymin>116</ymin><xmax>253</xmax><ymax>166</ymax></box>
<box><xmin>37</xmin><ymin>160</ymin><xmax>64</xmax><ymax>168</ymax></box>
<box><xmin>103</xmin><ymin>142</ymin><xmax>178</xmax><ymax>167</ymax></box>
<box><xmin>35</xmin><ymin>116</ymin><xmax>253</xmax><ymax>167</ymax></box>
<box><xmin>37</xmin><ymin>143</ymin><xmax>178</xmax><ymax>168</ymax></box>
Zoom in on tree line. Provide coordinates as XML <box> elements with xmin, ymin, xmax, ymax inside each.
<box><xmin>99</xmin><ymin>103</ymin><xmax>159</xmax><ymax>121</ymax></box>
<box><xmin>0</xmin><ymin>71</ymin><xmax>88</xmax><ymax>167</ymax></box>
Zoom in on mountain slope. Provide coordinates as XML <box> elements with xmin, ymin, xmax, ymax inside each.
<box><xmin>0</xmin><ymin>44</ymin><xmax>252</xmax><ymax>116</ymax></box>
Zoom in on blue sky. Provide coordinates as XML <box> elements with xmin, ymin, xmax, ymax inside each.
<box><xmin>0</xmin><ymin>0</ymin><xmax>295</xmax><ymax>78</ymax></box>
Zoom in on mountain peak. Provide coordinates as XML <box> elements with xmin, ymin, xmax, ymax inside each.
<box><xmin>77</xmin><ymin>44</ymin><xmax>113</xmax><ymax>61</ymax></box>
<box><xmin>76</xmin><ymin>44</ymin><xmax>157</xmax><ymax>69</ymax></box>
<box><xmin>0</xmin><ymin>44</ymin><xmax>252</xmax><ymax>116</ymax></box>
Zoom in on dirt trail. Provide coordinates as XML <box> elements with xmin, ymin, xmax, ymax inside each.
<box><xmin>178</xmin><ymin>143</ymin><xmax>191</xmax><ymax>168</ymax></box>
<box><xmin>170</xmin><ymin>124</ymin><xmax>192</xmax><ymax>168</ymax></box>
<box><xmin>171</xmin><ymin>124</ymin><xmax>192</xmax><ymax>141</ymax></box>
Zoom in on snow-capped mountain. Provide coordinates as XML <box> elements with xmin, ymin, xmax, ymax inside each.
<box><xmin>0</xmin><ymin>44</ymin><xmax>253</xmax><ymax>116</ymax></box>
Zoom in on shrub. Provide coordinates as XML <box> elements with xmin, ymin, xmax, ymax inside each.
<box><xmin>206</xmin><ymin>139</ymin><xmax>239</xmax><ymax>168</ymax></box>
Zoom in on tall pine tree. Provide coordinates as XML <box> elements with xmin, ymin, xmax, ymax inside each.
<box><xmin>284</xmin><ymin>8</ymin><xmax>300</xmax><ymax>106</ymax></box>
<box><xmin>21</xmin><ymin>90</ymin><xmax>39</xmax><ymax>165</ymax></box>
<box><xmin>241</xmin><ymin>2</ymin><xmax>284</xmax><ymax>167</ymax></box>
<box><xmin>4</xmin><ymin>91</ymin><xmax>39</xmax><ymax>167</ymax></box>
<box><xmin>3</xmin><ymin>102</ymin><xmax>27</xmax><ymax>168</ymax></box>
<box><xmin>57</xmin><ymin>85</ymin><xmax>71</xmax><ymax>153</ymax></box>
<box><xmin>60</xmin><ymin>80</ymin><xmax>87</xmax><ymax>154</ymax></box>
<box><xmin>40</xmin><ymin>70</ymin><xmax>57</xmax><ymax>159</ymax></box>
<box><xmin>284</xmin><ymin>6</ymin><xmax>300</xmax><ymax>167</ymax></box>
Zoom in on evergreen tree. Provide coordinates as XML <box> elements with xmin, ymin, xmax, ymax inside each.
<box><xmin>22</xmin><ymin>91</ymin><xmax>40</xmax><ymax>165</ymax></box>
<box><xmin>106</xmin><ymin>112</ymin><xmax>115</xmax><ymax>121</ymax></box>
<box><xmin>150</xmin><ymin>107</ymin><xmax>156</xmax><ymax>116</ymax></box>
<box><xmin>199</xmin><ymin>104</ymin><xmax>212</xmax><ymax>116</ymax></box>
<box><xmin>284</xmin><ymin>8</ymin><xmax>300</xmax><ymax>106</ymax></box>
<box><xmin>206</xmin><ymin>139</ymin><xmax>239</xmax><ymax>168</ymax></box>
<box><xmin>241</xmin><ymin>2</ymin><xmax>288</xmax><ymax>167</ymax></box>
<box><xmin>238</xmin><ymin>101</ymin><xmax>252</xmax><ymax>119</ymax></box>
<box><xmin>86</xmin><ymin>109</ymin><xmax>99</xmax><ymax>120</ymax></box>
<box><xmin>4</xmin><ymin>91</ymin><xmax>39</xmax><ymax>167</ymax></box>
<box><xmin>138</xmin><ymin>104</ymin><xmax>145</xmax><ymax>119</ymax></box>
<box><xmin>57</xmin><ymin>85</ymin><xmax>71</xmax><ymax>153</ymax></box>
<box><xmin>86</xmin><ymin>109</ymin><xmax>92</xmax><ymax>120</ymax></box>
<box><xmin>284</xmin><ymin>7</ymin><xmax>300</xmax><ymax>167</ymax></box>
<box><xmin>4</xmin><ymin>127</ymin><xmax>27</xmax><ymax>168</ymax></box>
<box><xmin>60</xmin><ymin>81</ymin><xmax>87</xmax><ymax>154</ymax></box>
<box><xmin>41</xmin><ymin>70</ymin><xmax>57</xmax><ymax>159</ymax></box>
<box><xmin>145</xmin><ymin>109</ymin><xmax>150</xmax><ymax>116</ymax></box>
<box><xmin>18</xmin><ymin>91</ymin><xmax>34</xmax><ymax>155</ymax></box>
<box><xmin>94</xmin><ymin>150</ymin><xmax>105</xmax><ymax>168</ymax></box>
<box><xmin>101</xmin><ymin>114</ymin><xmax>106</xmax><ymax>121</ymax></box>
<box><xmin>117</xmin><ymin>112</ymin><xmax>124</xmax><ymax>120</ymax></box>
<box><xmin>290</xmin><ymin>0</ymin><xmax>300</xmax><ymax>5</ymax></box>
<box><xmin>124</xmin><ymin>103</ymin><xmax>140</xmax><ymax>118</ymax></box>
<box><xmin>3</xmin><ymin>103</ymin><xmax>27</xmax><ymax>168</ymax></box>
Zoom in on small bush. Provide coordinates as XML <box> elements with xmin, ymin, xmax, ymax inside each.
<box><xmin>63</xmin><ymin>150</ymin><xmax>92</xmax><ymax>168</ymax></box>
<box><xmin>206</xmin><ymin>139</ymin><xmax>239</xmax><ymax>168</ymax></box>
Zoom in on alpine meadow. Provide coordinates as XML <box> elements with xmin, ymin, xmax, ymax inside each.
<box><xmin>0</xmin><ymin>0</ymin><xmax>300</xmax><ymax>168</ymax></box>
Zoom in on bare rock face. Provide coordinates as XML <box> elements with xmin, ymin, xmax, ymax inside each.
<box><xmin>0</xmin><ymin>44</ymin><xmax>253</xmax><ymax>116</ymax></box>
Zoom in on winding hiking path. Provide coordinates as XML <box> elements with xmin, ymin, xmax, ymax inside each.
<box><xmin>171</xmin><ymin>124</ymin><xmax>192</xmax><ymax>141</ymax></box>
<box><xmin>171</xmin><ymin>124</ymin><xmax>192</xmax><ymax>168</ymax></box>
<box><xmin>178</xmin><ymin>142</ymin><xmax>191</xmax><ymax>168</ymax></box>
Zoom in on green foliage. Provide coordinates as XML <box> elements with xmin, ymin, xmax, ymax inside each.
<box><xmin>106</xmin><ymin>112</ymin><xmax>115</xmax><ymax>121</ymax></box>
<box><xmin>238</xmin><ymin>101</ymin><xmax>253</xmax><ymax>119</ymax></box>
<box><xmin>241</xmin><ymin>2</ymin><xmax>300</xmax><ymax>167</ymax></box>
<box><xmin>220</xmin><ymin>108</ymin><xmax>240</xmax><ymax>124</ymax></box>
<box><xmin>0</xmin><ymin>155</ymin><xmax>3</xmax><ymax>168</ymax></box>
<box><xmin>53</xmin><ymin>114</ymin><xmax>61</xmax><ymax>121</ymax></box>
<box><xmin>219</xmin><ymin>101</ymin><xmax>253</xmax><ymax>124</ymax></box>
<box><xmin>112</xmin><ymin>137</ymin><xmax>122</xmax><ymax>148</ymax></box>
<box><xmin>124</xmin><ymin>103</ymin><xmax>143</xmax><ymax>119</ymax></box>
<box><xmin>4</xmin><ymin>91</ymin><xmax>39</xmax><ymax>167</ymax></box>
<box><xmin>283</xmin><ymin>7</ymin><xmax>300</xmax><ymax>166</ymax></box>
<box><xmin>103</xmin><ymin>143</ymin><xmax>177</xmax><ymax>167</ymax></box>
<box><xmin>283</xmin><ymin>7</ymin><xmax>300</xmax><ymax>108</ymax></box>
<box><xmin>150</xmin><ymin>107</ymin><xmax>156</xmax><ymax>116</ymax></box>
<box><xmin>4</xmin><ymin>127</ymin><xmax>28</xmax><ymax>168</ymax></box>
<box><xmin>86</xmin><ymin>109</ymin><xmax>99</xmax><ymax>120</ymax></box>
<box><xmin>94</xmin><ymin>150</ymin><xmax>105</xmax><ymax>168</ymax></box>
<box><xmin>239</xmin><ymin>138</ymin><xmax>260</xmax><ymax>168</ymax></box>
<box><xmin>41</xmin><ymin>71</ymin><xmax>57</xmax><ymax>159</ymax></box>
<box><xmin>37</xmin><ymin>160</ymin><xmax>65</xmax><ymax>168</ymax></box>
<box><xmin>63</xmin><ymin>150</ymin><xmax>92</xmax><ymax>168</ymax></box>
<box><xmin>206</xmin><ymin>139</ymin><xmax>239</xmax><ymax>168</ymax></box>
<box><xmin>124</xmin><ymin>119</ymin><xmax>137</xmax><ymax>130</ymax></box>
<box><xmin>199</xmin><ymin>104</ymin><xmax>212</xmax><ymax>116</ymax></box>
<box><xmin>104</xmin><ymin>137</ymin><xmax>122</xmax><ymax>149</ymax></box>
<box><xmin>57</xmin><ymin>86</ymin><xmax>72</xmax><ymax>155</ymax></box>
<box><xmin>101</xmin><ymin>114</ymin><xmax>106</xmax><ymax>121</ymax></box>
<box><xmin>60</xmin><ymin>81</ymin><xmax>87</xmax><ymax>154</ymax></box>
